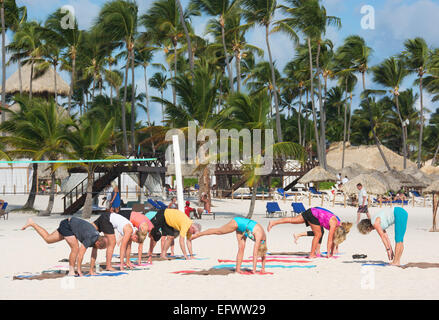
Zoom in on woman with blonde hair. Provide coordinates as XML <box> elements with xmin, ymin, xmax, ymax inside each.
<box><xmin>357</xmin><ymin>207</ymin><xmax>408</xmax><ymax>266</ymax></box>
<box><xmin>191</xmin><ymin>216</ymin><xmax>267</xmax><ymax>274</ymax></box>
<box><xmin>268</xmin><ymin>207</ymin><xmax>352</xmax><ymax>259</ymax></box>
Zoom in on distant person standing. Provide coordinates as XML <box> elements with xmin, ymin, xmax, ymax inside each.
<box><xmin>168</xmin><ymin>197</ymin><xmax>178</xmax><ymax>209</ymax></box>
<box><xmin>342</xmin><ymin>176</ymin><xmax>349</xmax><ymax>185</ymax></box>
<box><xmin>110</xmin><ymin>182</ymin><xmax>121</xmax><ymax>213</ymax></box>
<box><xmin>356</xmin><ymin>183</ymin><xmax>370</xmax><ymax>223</ymax></box>
<box><xmin>197</xmin><ymin>193</ymin><xmax>211</xmax><ymax>218</ymax></box>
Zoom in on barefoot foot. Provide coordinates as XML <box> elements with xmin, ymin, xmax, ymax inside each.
<box><xmin>21</xmin><ymin>218</ymin><xmax>34</xmax><ymax>230</ymax></box>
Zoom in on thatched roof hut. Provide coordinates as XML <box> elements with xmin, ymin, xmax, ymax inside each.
<box><xmin>369</xmin><ymin>170</ymin><xmax>402</xmax><ymax>192</ymax></box>
<box><xmin>5</xmin><ymin>64</ymin><xmax>70</xmax><ymax>96</ymax></box>
<box><xmin>341</xmin><ymin>174</ymin><xmax>387</xmax><ymax>195</ymax></box>
<box><xmin>298</xmin><ymin>166</ymin><xmax>337</xmax><ymax>184</ymax></box>
<box><xmin>425</xmin><ymin>181</ymin><xmax>439</xmax><ymax>194</ymax></box>
<box><xmin>37</xmin><ymin>163</ymin><xmax>69</xmax><ymax>180</ymax></box>
<box><xmin>385</xmin><ymin>170</ymin><xmax>427</xmax><ymax>189</ymax></box>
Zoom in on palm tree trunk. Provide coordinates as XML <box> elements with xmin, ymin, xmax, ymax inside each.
<box><xmin>298</xmin><ymin>88</ymin><xmax>303</xmax><ymax>146</ymax></box>
<box><xmin>1</xmin><ymin>2</ymin><xmax>5</xmax><ymax>131</ymax></box>
<box><xmin>161</xmin><ymin>90</ymin><xmax>165</xmax><ymax>124</ymax></box>
<box><xmin>247</xmin><ymin>183</ymin><xmax>258</xmax><ymax>219</ymax></box>
<box><xmin>29</xmin><ymin>61</ymin><xmax>34</xmax><ymax>100</ymax></box>
<box><xmin>23</xmin><ymin>163</ymin><xmax>38</xmax><ymax>210</ymax></box>
<box><xmin>144</xmin><ymin>66</ymin><xmax>155</xmax><ymax>153</ymax></box>
<box><xmin>394</xmin><ymin>94</ymin><xmax>407</xmax><ymax>169</ymax></box>
<box><xmin>82</xmin><ymin>169</ymin><xmax>94</xmax><ymax>219</ymax></box>
<box><xmin>347</xmin><ymin>93</ymin><xmax>353</xmax><ymax>142</ymax></box>
<box><xmin>418</xmin><ymin>76</ymin><xmax>424</xmax><ymax>168</ymax></box>
<box><xmin>53</xmin><ymin>63</ymin><xmax>58</xmax><ymax>105</ymax></box>
<box><xmin>121</xmin><ymin>47</ymin><xmax>130</xmax><ymax>155</ymax></box>
<box><xmin>18</xmin><ymin>58</ymin><xmax>23</xmax><ymax>94</ymax></box>
<box><xmin>363</xmin><ymin>72</ymin><xmax>391</xmax><ymax>171</ymax></box>
<box><xmin>68</xmin><ymin>48</ymin><xmax>76</xmax><ymax>114</ymax></box>
<box><xmin>307</xmin><ymin>37</ymin><xmax>322</xmax><ymax>164</ymax></box>
<box><xmin>220</xmin><ymin>17</ymin><xmax>234</xmax><ymax>93</ymax></box>
<box><xmin>110</xmin><ymin>85</ymin><xmax>113</xmax><ymax>106</ymax></box>
<box><xmin>265</xmin><ymin>24</ymin><xmax>283</xmax><ymax>143</ymax></box>
<box><xmin>316</xmin><ymin>42</ymin><xmax>326</xmax><ymax>169</ymax></box>
<box><xmin>130</xmin><ymin>49</ymin><xmax>136</xmax><ymax>153</ymax></box>
<box><xmin>235</xmin><ymin>50</ymin><xmax>241</xmax><ymax>92</ymax></box>
<box><xmin>173</xmin><ymin>42</ymin><xmax>178</xmax><ymax>106</ymax></box>
<box><xmin>176</xmin><ymin>0</ymin><xmax>194</xmax><ymax>73</ymax></box>
<box><xmin>42</xmin><ymin>171</ymin><xmax>56</xmax><ymax>216</ymax></box>
<box><xmin>342</xmin><ymin>79</ymin><xmax>348</xmax><ymax>169</ymax></box>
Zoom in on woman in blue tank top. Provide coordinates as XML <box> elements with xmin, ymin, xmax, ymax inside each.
<box><xmin>191</xmin><ymin>216</ymin><xmax>267</xmax><ymax>274</ymax></box>
<box><xmin>110</xmin><ymin>184</ymin><xmax>121</xmax><ymax>213</ymax></box>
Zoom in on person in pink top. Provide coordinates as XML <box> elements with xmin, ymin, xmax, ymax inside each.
<box><xmin>268</xmin><ymin>207</ymin><xmax>352</xmax><ymax>258</ymax></box>
<box><xmin>117</xmin><ymin>211</ymin><xmax>153</xmax><ymax>265</ymax></box>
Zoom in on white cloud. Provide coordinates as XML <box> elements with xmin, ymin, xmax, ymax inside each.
<box><xmin>377</xmin><ymin>0</ymin><xmax>439</xmax><ymax>46</ymax></box>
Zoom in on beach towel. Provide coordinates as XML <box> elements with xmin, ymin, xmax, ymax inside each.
<box><xmin>13</xmin><ymin>271</ymin><xmax>128</xmax><ymax>280</ymax></box>
<box><xmin>218</xmin><ymin>259</ymin><xmax>311</xmax><ymax>264</ymax></box>
<box><xmin>213</xmin><ymin>264</ymin><xmax>316</xmax><ymax>269</ymax></box>
<box><xmin>173</xmin><ymin>268</ymin><xmax>273</xmax><ymax>276</ymax></box>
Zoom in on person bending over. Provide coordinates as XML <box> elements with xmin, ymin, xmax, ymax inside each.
<box><xmin>162</xmin><ymin>208</ymin><xmax>201</xmax><ymax>260</ymax></box>
<box><xmin>357</xmin><ymin>207</ymin><xmax>408</xmax><ymax>266</ymax></box>
<box><xmin>192</xmin><ymin>216</ymin><xmax>267</xmax><ymax>274</ymax></box>
<box><xmin>117</xmin><ymin>210</ymin><xmax>152</xmax><ymax>265</ymax></box>
<box><xmin>268</xmin><ymin>207</ymin><xmax>352</xmax><ymax>258</ymax></box>
<box><xmin>22</xmin><ymin>217</ymin><xmax>108</xmax><ymax>276</ymax></box>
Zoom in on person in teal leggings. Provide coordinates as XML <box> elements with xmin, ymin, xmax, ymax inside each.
<box><xmin>357</xmin><ymin>207</ymin><xmax>408</xmax><ymax>266</ymax></box>
<box><xmin>191</xmin><ymin>216</ymin><xmax>267</xmax><ymax>274</ymax></box>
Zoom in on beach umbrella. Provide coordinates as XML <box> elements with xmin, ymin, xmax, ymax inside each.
<box><xmin>369</xmin><ymin>170</ymin><xmax>402</xmax><ymax>192</ymax></box>
<box><xmin>298</xmin><ymin>166</ymin><xmax>337</xmax><ymax>184</ymax></box>
<box><xmin>341</xmin><ymin>174</ymin><xmax>387</xmax><ymax>195</ymax></box>
<box><xmin>425</xmin><ymin>181</ymin><xmax>439</xmax><ymax>232</ymax></box>
<box><xmin>384</xmin><ymin>170</ymin><xmax>426</xmax><ymax>189</ymax></box>
<box><xmin>403</xmin><ymin>167</ymin><xmax>433</xmax><ymax>185</ymax></box>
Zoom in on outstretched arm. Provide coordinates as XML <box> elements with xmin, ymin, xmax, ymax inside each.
<box><xmin>77</xmin><ymin>245</ymin><xmax>87</xmax><ymax>277</ymax></box>
<box><xmin>137</xmin><ymin>242</ymin><xmax>143</xmax><ymax>265</ymax></box>
<box><xmin>252</xmin><ymin>240</ymin><xmax>261</xmax><ymax>273</ymax></box>
<box><xmin>374</xmin><ymin>223</ymin><xmax>393</xmax><ymax>260</ymax></box>
<box><xmin>179</xmin><ymin>236</ymin><xmax>188</xmax><ymax>259</ymax></box>
<box><xmin>186</xmin><ymin>238</ymin><xmax>193</xmax><ymax>258</ymax></box>
<box><xmin>90</xmin><ymin>247</ymin><xmax>98</xmax><ymax>276</ymax></box>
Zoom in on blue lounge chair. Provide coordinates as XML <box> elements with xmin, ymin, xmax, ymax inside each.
<box><xmin>156</xmin><ymin>200</ymin><xmax>168</xmax><ymax>210</ymax></box>
<box><xmin>266</xmin><ymin>202</ymin><xmax>287</xmax><ymax>218</ymax></box>
<box><xmin>277</xmin><ymin>188</ymin><xmax>294</xmax><ymax>198</ymax></box>
<box><xmin>309</xmin><ymin>187</ymin><xmax>323</xmax><ymax>195</ymax></box>
<box><xmin>0</xmin><ymin>202</ymin><xmax>8</xmax><ymax>220</ymax></box>
<box><xmin>147</xmin><ymin>199</ymin><xmax>162</xmax><ymax>210</ymax></box>
<box><xmin>291</xmin><ymin>202</ymin><xmax>306</xmax><ymax>217</ymax></box>
<box><xmin>411</xmin><ymin>190</ymin><xmax>421</xmax><ymax>197</ymax></box>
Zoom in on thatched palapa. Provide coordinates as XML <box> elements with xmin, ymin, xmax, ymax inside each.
<box><xmin>5</xmin><ymin>64</ymin><xmax>70</xmax><ymax>96</ymax></box>
<box><xmin>341</xmin><ymin>174</ymin><xmax>387</xmax><ymax>195</ymax></box>
<box><xmin>298</xmin><ymin>166</ymin><xmax>337</xmax><ymax>184</ymax></box>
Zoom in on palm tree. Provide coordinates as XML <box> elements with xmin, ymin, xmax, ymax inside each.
<box><xmin>105</xmin><ymin>69</ymin><xmax>123</xmax><ymax>106</ymax></box>
<box><xmin>373</xmin><ymin>57</ymin><xmax>409</xmax><ymax>169</ymax></box>
<box><xmin>176</xmin><ymin>0</ymin><xmax>195</xmax><ymax>73</ymax></box>
<box><xmin>61</xmin><ymin>117</ymin><xmax>118</xmax><ymax>219</ymax></box>
<box><xmin>0</xmin><ymin>96</ymin><xmax>67</xmax><ymax>213</ymax></box>
<box><xmin>224</xmin><ymin>90</ymin><xmax>306</xmax><ymax>217</ymax></box>
<box><xmin>242</xmin><ymin>0</ymin><xmax>284</xmax><ymax>142</ymax></box>
<box><xmin>191</xmin><ymin>0</ymin><xmax>239</xmax><ymax>93</ymax></box>
<box><xmin>149</xmin><ymin>72</ymin><xmax>168</xmax><ymax>124</ymax></box>
<box><xmin>44</xmin><ymin>8</ymin><xmax>82</xmax><ymax>114</ymax></box>
<box><xmin>337</xmin><ymin>35</ymin><xmax>391</xmax><ymax>171</ymax></box>
<box><xmin>96</xmin><ymin>0</ymin><xmax>138</xmax><ymax>155</ymax></box>
<box><xmin>134</xmin><ymin>41</ymin><xmax>157</xmax><ymax>152</ymax></box>
<box><xmin>402</xmin><ymin>37</ymin><xmax>430</xmax><ymax>168</ymax></box>
<box><xmin>39</xmin><ymin>43</ymin><xmax>61</xmax><ymax>104</ymax></box>
<box><xmin>12</xmin><ymin>21</ymin><xmax>44</xmax><ymax>100</ymax></box>
<box><xmin>278</xmin><ymin>0</ymin><xmax>341</xmax><ymax>167</ymax></box>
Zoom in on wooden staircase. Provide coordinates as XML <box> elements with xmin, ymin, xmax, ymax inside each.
<box><xmin>62</xmin><ymin>166</ymin><xmax>123</xmax><ymax>215</ymax></box>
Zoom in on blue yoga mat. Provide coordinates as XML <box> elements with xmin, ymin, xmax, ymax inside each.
<box><xmin>84</xmin><ymin>272</ymin><xmax>128</xmax><ymax>277</ymax></box>
<box><xmin>362</xmin><ymin>263</ymin><xmax>389</xmax><ymax>267</ymax></box>
<box><xmin>213</xmin><ymin>264</ymin><xmax>317</xmax><ymax>269</ymax></box>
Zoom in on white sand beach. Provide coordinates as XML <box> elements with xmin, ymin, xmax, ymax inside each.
<box><xmin>1</xmin><ymin>195</ymin><xmax>439</xmax><ymax>300</ymax></box>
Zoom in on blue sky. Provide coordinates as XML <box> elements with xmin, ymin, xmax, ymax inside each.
<box><xmin>5</xmin><ymin>0</ymin><xmax>439</xmax><ymax>125</ymax></box>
